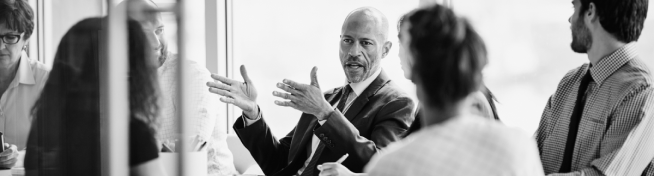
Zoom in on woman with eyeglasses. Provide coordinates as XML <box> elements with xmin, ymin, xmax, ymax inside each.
<box><xmin>0</xmin><ymin>0</ymin><xmax>47</xmax><ymax>169</ymax></box>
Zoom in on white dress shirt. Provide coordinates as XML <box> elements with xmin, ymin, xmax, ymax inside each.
<box><xmin>0</xmin><ymin>52</ymin><xmax>49</xmax><ymax>149</ymax></box>
<box><xmin>365</xmin><ymin>115</ymin><xmax>545</xmax><ymax>176</ymax></box>
<box><xmin>244</xmin><ymin>68</ymin><xmax>382</xmax><ymax>175</ymax></box>
<box><xmin>157</xmin><ymin>54</ymin><xmax>237</xmax><ymax>175</ymax></box>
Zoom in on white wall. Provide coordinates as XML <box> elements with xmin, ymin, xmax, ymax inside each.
<box><xmin>43</xmin><ymin>0</ymin><xmax>104</xmax><ymax>68</ymax></box>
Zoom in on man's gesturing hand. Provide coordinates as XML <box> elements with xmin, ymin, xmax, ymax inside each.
<box><xmin>273</xmin><ymin>66</ymin><xmax>334</xmax><ymax>120</ymax></box>
<box><xmin>207</xmin><ymin>65</ymin><xmax>259</xmax><ymax>119</ymax></box>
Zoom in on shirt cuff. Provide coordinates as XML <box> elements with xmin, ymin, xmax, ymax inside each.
<box><xmin>318</xmin><ymin>119</ymin><xmax>327</xmax><ymax>125</ymax></box>
<box><xmin>243</xmin><ymin>107</ymin><xmax>262</xmax><ymax>126</ymax></box>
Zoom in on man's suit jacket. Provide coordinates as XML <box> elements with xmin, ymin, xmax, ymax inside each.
<box><xmin>233</xmin><ymin>71</ymin><xmax>415</xmax><ymax>176</ymax></box>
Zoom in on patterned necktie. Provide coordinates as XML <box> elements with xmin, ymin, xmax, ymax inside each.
<box><xmin>301</xmin><ymin>85</ymin><xmax>352</xmax><ymax>176</ymax></box>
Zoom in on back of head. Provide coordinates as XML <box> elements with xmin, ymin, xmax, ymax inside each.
<box><xmin>0</xmin><ymin>0</ymin><xmax>34</xmax><ymax>39</ymax></box>
<box><xmin>26</xmin><ymin>17</ymin><xmax>159</xmax><ymax>175</ymax></box>
<box><xmin>35</xmin><ymin>17</ymin><xmax>158</xmax><ymax>123</ymax></box>
<box><xmin>580</xmin><ymin>0</ymin><xmax>648</xmax><ymax>42</ymax></box>
<box><xmin>405</xmin><ymin>4</ymin><xmax>487</xmax><ymax>111</ymax></box>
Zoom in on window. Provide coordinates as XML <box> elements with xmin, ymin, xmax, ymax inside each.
<box><xmin>453</xmin><ymin>0</ymin><xmax>654</xmax><ymax>133</ymax></box>
<box><xmin>230</xmin><ymin>0</ymin><xmax>420</xmax><ymax>136</ymax></box>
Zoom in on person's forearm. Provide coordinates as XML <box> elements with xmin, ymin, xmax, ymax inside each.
<box><xmin>604</xmin><ymin>98</ymin><xmax>654</xmax><ymax>176</ymax></box>
<box><xmin>243</xmin><ymin>105</ymin><xmax>260</xmax><ymax>121</ymax></box>
<box><xmin>233</xmin><ymin>116</ymin><xmax>293</xmax><ymax>175</ymax></box>
<box><xmin>546</xmin><ymin>167</ymin><xmax>601</xmax><ymax>176</ymax></box>
<box><xmin>243</xmin><ymin>106</ymin><xmax>262</xmax><ymax>126</ymax></box>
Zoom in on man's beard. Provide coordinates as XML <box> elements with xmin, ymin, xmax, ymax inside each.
<box><xmin>571</xmin><ymin>15</ymin><xmax>592</xmax><ymax>53</ymax></box>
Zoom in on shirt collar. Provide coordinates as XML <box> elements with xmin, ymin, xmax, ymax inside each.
<box><xmin>16</xmin><ymin>51</ymin><xmax>36</xmax><ymax>85</ymax></box>
<box><xmin>589</xmin><ymin>42</ymin><xmax>638</xmax><ymax>85</ymax></box>
<box><xmin>347</xmin><ymin>68</ymin><xmax>382</xmax><ymax>96</ymax></box>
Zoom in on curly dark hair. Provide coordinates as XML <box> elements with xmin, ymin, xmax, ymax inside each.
<box><xmin>579</xmin><ymin>0</ymin><xmax>648</xmax><ymax>43</ymax></box>
<box><xmin>0</xmin><ymin>0</ymin><xmax>34</xmax><ymax>39</ymax></box>
<box><xmin>403</xmin><ymin>4</ymin><xmax>487</xmax><ymax>112</ymax></box>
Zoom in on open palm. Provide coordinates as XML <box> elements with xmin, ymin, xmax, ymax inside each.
<box><xmin>207</xmin><ymin>65</ymin><xmax>259</xmax><ymax>116</ymax></box>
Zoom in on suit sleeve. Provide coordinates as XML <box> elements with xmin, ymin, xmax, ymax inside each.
<box><xmin>233</xmin><ymin>113</ymin><xmax>295</xmax><ymax>175</ymax></box>
<box><xmin>547</xmin><ymin>86</ymin><xmax>654</xmax><ymax>176</ymax></box>
<box><xmin>313</xmin><ymin>97</ymin><xmax>415</xmax><ymax>168</ymax></box>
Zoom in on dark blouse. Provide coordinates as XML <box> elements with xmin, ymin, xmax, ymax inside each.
<box><xmin>24</xmin><ymin>91</ymin><xmax>159</xmax><ymax>176</ymax></box>
<box><xmin>130</xmin><ymin>119</ymin><xmax>159</xmax><ymax>166</ymax></box>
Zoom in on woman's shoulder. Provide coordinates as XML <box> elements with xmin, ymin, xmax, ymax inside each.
<box><xmin>22</xmin><ymin>54</ymin><xmax>50</xmax><ymax>85</ymax></box>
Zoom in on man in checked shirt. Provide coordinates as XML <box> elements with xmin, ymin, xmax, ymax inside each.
<box><xmin>535</xmin><ymin>0</ymin><xmax>654</xmax><ymax>175</ymax></box>
<box><xmin>117</xmin><ymin>0</ymin><xmax>238</xmax><ymax>175</ymax></box>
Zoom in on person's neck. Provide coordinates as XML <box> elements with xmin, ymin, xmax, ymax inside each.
<box><xmin>587</xmin><ymin>35</ymin><xmax>626</xmax><ymax>65</ymax></box>
<box><xmin>420</xmin><ymin>98</ymin><xmax>471</xmax><ymax>127</ymax></box>
<box><xmin>0</xmin><ymin>59</ymin><xmax>20</xmax><ymax>83</ymax></box>
<box><xmin>158</xmin><ymin>55</ymin><xmax>166</xmax><ymax>67</ymax></box>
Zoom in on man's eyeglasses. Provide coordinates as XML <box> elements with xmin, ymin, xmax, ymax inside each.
<box><xmin>0</xmin><ymin>35</ymin><xmax>21</xmax><ymax>44</ymax></box>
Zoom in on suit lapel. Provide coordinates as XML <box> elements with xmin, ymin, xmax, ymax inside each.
<box><xmin>288</xmin><ymin>89</ymin><xmax>342</xmax><ymax>164</ymax></box>
<box><xmin>287</xmin><ymin>72</ymin><xmax>390</xmax><ymax>165</ymax></box>
<box><xmin>343</xmin><ymin>71</ymin><xmax>391</xmax><ymax>121</ymax></box>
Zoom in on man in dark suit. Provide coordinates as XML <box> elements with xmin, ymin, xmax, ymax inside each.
<box><xmin>206</xmin><ymin>7</ymin><xmax>415</xmax><ymax>176</ymax></box>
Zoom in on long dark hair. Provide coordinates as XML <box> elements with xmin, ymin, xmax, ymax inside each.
<box><xmin>30</xmin><ymin>17</ymin><xmax>160</xmax><ymax>129</ymax></box>
<box><xmin>25</xmin><ymin>17</ymin><xmax>159</xmax><ymax>175</ymax></box>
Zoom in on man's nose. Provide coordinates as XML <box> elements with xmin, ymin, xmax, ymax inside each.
<box><xmin>348</xmin><ymin>42</ymin><xmax>362</xmax><ymax>57</ymax></box>
<box><xmin>146</xmin><ymin>31</ymin><xmax>161</xmax><ymax>50</ymax></box>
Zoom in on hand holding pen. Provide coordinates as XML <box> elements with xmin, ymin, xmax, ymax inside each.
<box><xmin>161</xmin><ymin>135</ymin><xmax>208</xmax><ymax>153</ymax></box>
<box><xmin>317</xmin><ymin>154</ymin><xmax>366</xmax><ymax>176</ymax></box>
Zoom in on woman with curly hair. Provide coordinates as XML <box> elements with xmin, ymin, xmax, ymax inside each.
<box><xmin>24</xmin><ymin>17</ymin><xmax>165</xmax><ymax>176</ymax></box>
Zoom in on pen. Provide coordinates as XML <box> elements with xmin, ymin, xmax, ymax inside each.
<box><xmin>0</xmin><ymin>132</ymin><xmax>4</xmax><ymax>152</ymax></box>
<box><xmin>197</xmin><ymin>141</ymin><xmax>208</xmax><ymax>151</ymax></box>
<box><xmin>162</xmin><ymin>143</ymin><xmax>174</xmax><ymax>152</ymax></box>
<box><xmin>336</xmin><ymin>153</ymin><xmax>349</xmax><ymax>164</ymax></box>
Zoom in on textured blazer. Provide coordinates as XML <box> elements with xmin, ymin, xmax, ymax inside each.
<box><xmin>233</xmin><ymin>71</ymin><xmax>415</xmax><ymax>176</ymax></box>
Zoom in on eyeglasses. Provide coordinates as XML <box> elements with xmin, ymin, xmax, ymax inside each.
<box><xmin>0</xmin><ymin>35</ymin><xmax>21</xmax><ymax>44</ymax></box>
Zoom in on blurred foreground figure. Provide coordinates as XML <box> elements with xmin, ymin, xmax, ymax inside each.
<box><xmin>362</xmin><ymin>4</ymin><xmax>544</xmax><ymax>176</ymax></box>
<box><xmin>117</xmin><ymin>0</ymin><xmax>237</xmax><ymax>175</ymax></box>
<box><xmin>24</xmin><ymin>17</ymin><xmax>165</xmax><ymax>176</ymax></box>
<box><xmin>207</xmin><ymin>6</ymin><xmax>415</xmax><ymax>176</ymax></box>
<box><xmin>535</xmin><ymin>0</ymin><xmax>654</xmax><ymax>175</ymax></box>
<box><xmin>0</xmin><ymin>0</ymin><xmax>45</xmax><ymax>169</ymax></box>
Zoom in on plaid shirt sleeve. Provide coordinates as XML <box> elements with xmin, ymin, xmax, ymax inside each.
<box><xmin>604</xmin><ymin>88</ymin><xmax>654</xmax><ymax>176</ymax></box>
<box><xmin>547</xmin><ymin>86</ymin><xmax>654</xmax><ymax>176</ymax></box>
<box><xmin>536</xmin><ymin>96</ymin><xmax>553</xmax><ymax>152</ymax></box>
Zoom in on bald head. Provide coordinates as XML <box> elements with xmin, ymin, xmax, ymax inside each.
<box><xmin>342</xmin><ymin>7</ymin><xmax>389</xmax><ymax>42</ymax></box>
<box><xmin>339</xmin><ymin>7</ymin><xmax>392</xmax><ymax>83</ymax></box>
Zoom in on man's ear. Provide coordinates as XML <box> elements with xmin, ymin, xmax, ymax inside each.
<box><xmin>586</xmin><ymin>3</ymin><xmax>599</xmax><ymax>23</ymax></box>
<box><xmin>382</xmin><ymin>41</ymin><xmax>392</xmax><ymax>58</ymax></box>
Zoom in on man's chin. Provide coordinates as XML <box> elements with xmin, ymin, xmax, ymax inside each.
<box><xmin>345</xmin><ymin>74</ymin><xmax>366</xmax><ymax>83</ymax></box>
<box><xmin>570</xmin><ymin>43</ymin><xmax>588</xmax><ymax>53</ymax></box>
